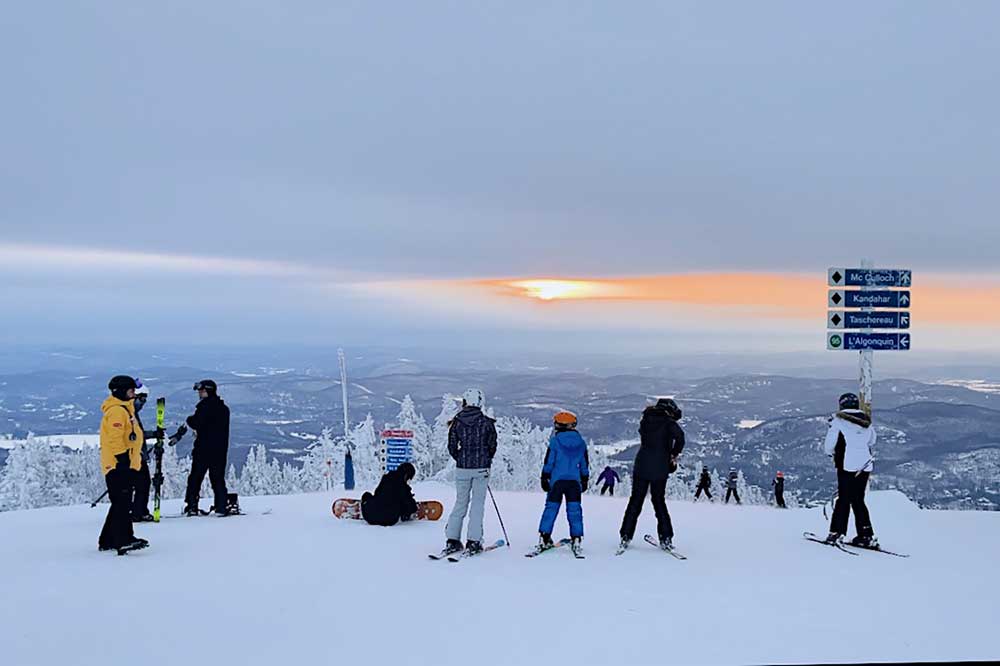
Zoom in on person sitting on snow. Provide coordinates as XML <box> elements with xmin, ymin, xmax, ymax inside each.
<box><xmin>361</xmin><ymin>462</ymin><xmax>419</xmax><ymax>526</ymax></box>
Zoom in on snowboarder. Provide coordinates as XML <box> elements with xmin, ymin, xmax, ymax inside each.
<box><xmin>772</xmin><ymin>471</ymin><xmax>786</xmax><ymax>508</ymax></box>
<box><xmin>823</xmin><ymin>392</ymin><xmax>877</xmax><ymax>548</ymax></box>
<box><xmin>129</xmin><ymin>380</ymin><xmax>164</xmax><ymax>522</ymax></box>
<box><xmin>98</xmin><ymin>375</ymin><xmax>149</xmax><ymax>554</ymax></box>
<box><xmin>443</xmin><ymin>388</ymin><xmax>497</xmax><ymax>556</ymax></box>
<box><xmin>694</xmin><ymin>465</ymin><xmax>713</xmax><ymax>501</ymax></box>
<box><xmin>724</xmin><ymin>468</ymin><xmax>741</xmax><ymax>504</ymax></box>
<box><xmin>537</xmin><ymin>411</ymin><xmax>589</xmax><ymax>554</ymax></box>
<box><xmin>183</xmin><ymin>380</ymin><xmax>233</xmax><ymax>516</ymax></box>
<box><xmin>596</xmin><ymin>465</ymin><xmax>620</xmax><ymax>496</ymax></box>
<box><xmin>618</xmin><ymin>398</ymin><xmax>685</xmax><ymax>551</ymax></box>
<box><xmin>360</xmin><ymin>462</ymin><xmax>419</xmax><ymax>526</ymax></box>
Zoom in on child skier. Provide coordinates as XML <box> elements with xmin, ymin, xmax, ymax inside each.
<box><xmin>536</xmin><ymin>411</ymin><xmax>590</xmax><ymax>557</ymax></box>
<box><xmin>724</xmin><ymin>468</ymin><xmax>741</xmax><ymax>504</ymax></box>
<box><xmin>361</xmin><ymin>462</ymin><xmax>419</xmax><ymax>526</ymax></box>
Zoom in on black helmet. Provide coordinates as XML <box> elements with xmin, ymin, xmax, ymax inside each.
<box><xmin>193</xmin><ymin>379</ymin><xmax>218</xmax><ymax>394</ymax></box>
<box><xmin>839</xmin><ymin>392</ymin><xmax>860</xmax><ymax>411</ymax></box>
<box><xmin>655</xmin><ymin>398</ymin><xmax>682</xmax><ymax>420</ymax></box>
<box><xmin>108</xmin><ymin>375</ymin><xmax>137</xmax><ymax>400</ymax></box>
<box><xmin>397</xmin><ymin>462</ymin><xmax>416</xmax><ymax>481</ymax></box>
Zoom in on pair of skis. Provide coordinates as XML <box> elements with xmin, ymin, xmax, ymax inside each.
<box><xmin>803</xmin><ymin>532</ymin><xmax>909</xmax><ymax>557</ymax></box>
<box><xmin>614</xmin><ymin>535</ymin><xmax>688</xmax><ymax>560</ymax></box>
<box><xmin>524</xmin><ymin>538</ymin><xmax>583</xmax><ymax>559</ymax></box>
<box><xmin>428</xmin><ymin>539</ymin><xmax>507</xmax><ymax>562</ymax></box>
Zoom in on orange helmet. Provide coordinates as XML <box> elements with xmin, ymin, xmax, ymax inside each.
<box><xmin>553</xmin><ymin>411</ymin><xmax>578</xmax><ymax>430</ymax></box>
<box><xmin>776</xmin><ymin>471</ymin><xmax>784</xmax><ymax>478</ymax></box>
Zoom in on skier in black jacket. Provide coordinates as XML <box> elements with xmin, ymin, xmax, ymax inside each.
<box><xmin>772</xmin><ymin>471</ymin><xmax>786</xmax><ymax>508</ymax></box>
<box><xmin>694</xmin><ymin>466</ymin><xmax>713</xmax><ymax>502</ymax></box>
<box><xmin>183</xmin><ymin>380</ymin><xmax>232</xmax><ymax>516</ymax></box>
<box><xmin>130</xmin><ymin>380</ymin><xmax>164</xmax><ymax>522</ymax></box>
<box><xmin>618</xmin><ymin>398</ymin><xmax>685</xmax><ymax>550</ymax></box>
<box><xmin>361</xmin><ymin>462</ymin><xmax>419</xmax><ymax>526</ymax></box>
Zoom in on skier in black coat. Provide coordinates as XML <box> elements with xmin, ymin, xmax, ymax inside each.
<box><xmin>618</xmin><ymin>398</ymin><xmax>685</xmax><ymax>550</ymax></box>
<box><xmin>361</xmin><ymin>463</ymin><xmax>419</xmax><ymax>526</ymax></box>
<box><xmin>694</xmin><ymin>466</ymin><xmax>713</xmax><ymax>501</ymax></box>
<box><xmin>772</xmin><ymin>471</ymin><xmax>786</xmax><ymax>508</ymax></box>
<box><xmin>130</xmin><ymin>381</ymin><xmax>164</xmax><ymax>522</ymax></box>
<box><xmin>183</xmin><ymin>380</ymin><xmax>232</xmax><ymax>516</ymax></box>
<box><xmin>724</xmin><ymin>468</ymin><xmax>741</xmax><ymax>504</ymax></box>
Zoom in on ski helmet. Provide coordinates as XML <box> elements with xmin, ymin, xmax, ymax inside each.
<box><xmin>553</xmin><ymin>411</ymin><xmax>578</xmax><ymax>431</ymax></box>
<box><xmin>397</xmin><ymin>462</ymin><xmax>416</xmax><ymax>481</ymax></box>
<box><xmin>776</xmin><ymin>471</ymin><xmax>784</xmax><ymax>478</ymax></box>
<box><xmin>655</xmin><ymin>397</ymin><xmax>682</xmax><ymax>420</ymax></box>
<box><xmin>839</xmin><ymin>392</ymin><xmax>860</xmax><ymax>411</ymax></box>
<box><xmin>134</xmin><ymin>378</ymin><xmax>149</xmax><ymax>398</ymax></box>
<box><xmin>108</xmin><ymin>375</ymin><xmax>137</xmax><ymax>400</ymax></box>
<box><xmin>462</xmin><ymin>387</ymin><xmax>484</xmax><ymax>408</ymax></box>
<box><xmin>194</xmin><ymin>379</ymin><xmax>218</xmax><ymax>395</ymax></box>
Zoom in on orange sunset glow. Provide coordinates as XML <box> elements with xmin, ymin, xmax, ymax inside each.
<box><xmin>473</xmin><ymin>274</ymin><xmax>1000</xmax><ymax>325</ymax></box>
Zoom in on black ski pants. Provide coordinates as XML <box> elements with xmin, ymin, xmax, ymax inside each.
<box><xmin>620</xmin><ymin>477</ymin><xmax>672</xmax><ymax>541</ymax></box>
<box><xmin>775</xmin><ymin>490</ymin><xmax>786</xmax><ymax>508</ymax></box>
<box><xmin>694</xmin><ymin>485</ymin><xmax>712</xmax><ymax>500</ymax></box>
<box><xmin>724</xmin><ymin>488</ymin><xmax>741</xmax><ymax>504</ymax></box>
<box><xmin>99</xmin><ymin>454</ymin><xmax>136</xmax><ymax>550</ymax></box>
<box><xmin>132</xmin><ymin>453</ymin><xmax>151</xmax><ymax>518</ymax></box>
<box><xmin>600</xmin><ymin>483</ymin><xmax>615</xmax><ymax>496</ymax></box>
<box><xmin>830</xmin><ymin>470</ymin><xmax>873</xmax><ymax>537</ymax></box>
<box><xmin>185</xmin><ymin>447</ymin><xmax>228</xmax><ymax>512</ymax></box>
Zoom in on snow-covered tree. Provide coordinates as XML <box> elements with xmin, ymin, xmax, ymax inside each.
<box><xmin>393</xmin><ymin>395</ymin><xmax>435</xmax><ymax>480</ymax></box>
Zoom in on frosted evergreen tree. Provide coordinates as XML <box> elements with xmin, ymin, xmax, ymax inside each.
<box><xmin>393</xmin><ymin>395</ymin><xmax>434</xmax><ymax>480</ymax></box>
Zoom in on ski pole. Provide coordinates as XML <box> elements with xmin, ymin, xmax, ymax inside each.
<box><xmin>487</xmin><ymin>485</ymin><xmax>510</xmax><ymax>548</ymax></box>
<box><xmin>90</xmin><ymin>490</ymin><xmax>109</xmax><ymax>508</ymax></box>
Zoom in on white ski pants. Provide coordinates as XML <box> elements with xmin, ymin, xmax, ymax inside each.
<box><xmin>446</xmin><ymin>467</ymin><xmax>489</xmax><ymax>543</ymax></box>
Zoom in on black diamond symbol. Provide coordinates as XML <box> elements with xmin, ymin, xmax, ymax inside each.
<box><xmin>832</xmin><ymin>271</ymin><xmax>843</xmax><ymax>283</ymax></box>
<box><xmin>832</xmin><ymin>293</ymin><xmax>843</xmax><ymax>305</ymax></box>
<box><xmin>832</xmin><ymin>314</ymin><xmax>842</xmax><ymax>325</ymax></box>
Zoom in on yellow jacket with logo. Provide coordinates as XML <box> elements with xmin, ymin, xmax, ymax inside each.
<box><xmin>99</xmin><ymin>396</ymin><xmax>142</xmax><ymax>474</ymax></box>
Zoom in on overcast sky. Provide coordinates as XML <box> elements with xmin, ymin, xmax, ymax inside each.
<box><xmin>3</xmin><ymin>2</ymin><xmax>998</xmax><ymax>352</ymax></box>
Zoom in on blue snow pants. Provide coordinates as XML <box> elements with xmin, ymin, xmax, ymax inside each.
<box><xmin>538</xmin><ymin>479</ymin><xmax>584</xmax><ymax>538</ymax></box>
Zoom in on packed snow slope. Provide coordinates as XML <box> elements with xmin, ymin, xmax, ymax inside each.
<box><xmin>2</xmin><ymin>484</ymin><xmax>997</xmax><ymax>666</ymax></box>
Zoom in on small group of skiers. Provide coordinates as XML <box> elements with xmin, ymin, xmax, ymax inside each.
<box><xmin>98</xmin><ymin>375</ymin><xmax>234</xmax><ymax>555</ymax></box>
<box><xmin>692</xmin><ymin>466</ymin><xmax>786</xmax><ymax>507</ymax></box>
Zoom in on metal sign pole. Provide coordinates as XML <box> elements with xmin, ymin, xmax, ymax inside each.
<box><xmin>859</xmin><ymin>259</ymin><xmax>874</xmax><ymax>417</ymax></box>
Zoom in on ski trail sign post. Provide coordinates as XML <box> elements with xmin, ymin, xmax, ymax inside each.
<box><xmin>827</xmin><ymin>264</ymin><xmax>912</xmax><ymax>417</ymax></box>
<box><xmin>380</xmin><ymin>429</ymin><xmax>414</xmax><ymax>473</ymax></box>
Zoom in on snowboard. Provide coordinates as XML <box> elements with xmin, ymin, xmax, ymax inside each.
<box><xmin>332</xmin><ymin>498</ymin><xmax>444</xmax><ymax>521</ymax></box>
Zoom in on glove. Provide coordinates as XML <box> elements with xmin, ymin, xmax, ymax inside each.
<box><xmin>540</xmin><ymin>474</ymin><xmax>551</xmax><ymax>492</ymax></box>
<box><xmin>581</xmin><ymin>476</ymin><xmax>589</xmax><ymax>492</ymax></box>
<box><xmin>155</xmin><ymin>427</ymin><xmax>166</xmax><ymax>440</ymax></box>
<box><xmin>668</xmin><ymin>456</ymin><xmax>678</xmax><ymax>474</ymax></box>
<box><xmin>168</xmin><ymin>424</ymin><xmax>188</xmax><ymax>446</ymax></box>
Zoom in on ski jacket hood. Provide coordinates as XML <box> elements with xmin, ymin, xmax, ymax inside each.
<box><xmin>632</xmin><ymin>405</ymin><xmax>685</xmax><ymax>481</ymax></box>
<box><xmin>542</xmin><ymin>430</ymin><xmax>591</xmax><ymax>484</ymax></box>
<box><xmin>447</xmin><ymin>406</ymin><xmax>497</xmax><ymax>470</ymax></box>
<box><xmin>99</xmin><ymin>396</ymin><xmax>142</xmax><ymax>474</ymax></box>
<box><xmin>824</xmin><ymin>409</ymin><xmax>876</xmax><ymax>473</ymax></box>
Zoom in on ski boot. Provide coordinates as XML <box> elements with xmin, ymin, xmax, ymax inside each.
<box><xmin>183</xmin><ymin>504</ymin><xmax>202</xmax><ymax>517</ymax></box>
<box><xmin>132</xmin><ymin>512</ymin><xmax>155</xmax><ymax>523</ymax></box>
<box><xmin>116</xmin><ymin>537</ymin><xmax>149</xmax><ymax>556</ymax></box>
<box><xmin>443</xmin><ymin>539</ymin><xmax>464</xmax><ymax>556</ymax></box>
<box><xmin>464</xmin><ymin>540</ymin><xmax>483</xmax><ymax>556</ymax></box>
<box><xmin>824</xmin><ymin>531</ymin><xmax>845</xmax><ymax>545</ymax></box>
<box><xmin>570</xmin><ymin>536</ymin><xmax>584</xmax><ymax>558</ymax></box>
<box><xmin>615</xmin><ymin>537</ymin><xmax>630</xmax><ymax>555</ymax></box>
<box><xmin>658</xmin><ymin>536</ymin><xmax>673</xmax><ymax>551</ymax></box>
<box><xmin>539</xmin><ymin>532</ymin><xmax>555</xmax><ymax>549</ymax></box>
<box><xmin>850</xmin><ymin>534</ymin><xmax>879</xmax><ymax>549</ymax></box>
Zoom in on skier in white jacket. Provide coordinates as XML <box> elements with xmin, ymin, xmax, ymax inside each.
<box><xmin>823</xmin><ymin>392</ymin><xmax>877</xmax><ymax>547</ymax></box>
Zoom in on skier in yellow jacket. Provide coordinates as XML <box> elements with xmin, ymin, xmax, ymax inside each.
<box><xmin>98</xmin><ymin>376</ymin><xmax>148</xmax><ymax>554</ymax></box>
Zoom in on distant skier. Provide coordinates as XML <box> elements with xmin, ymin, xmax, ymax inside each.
<box><xmin>442</xmin><ymin>388</ymin><xmax>497</xmax><ymax>556</ymax></box>
<box><xmin>183</xmin><ymin>380</ymin><xmax>233</xmax><ymax>516</ymax></box>
<box><xmin>537</xmin><ymin>411</ymin><xmax>589</xmax><ymax>555</ymax></box>
<box><xmin>694</xmin><ymin>465</ymin><xmax>713</xmax><ymax>501</ymax></box>
<box><xmin>724</xmin><ymin>468</ymin><xmax>741</xmax><ymax>504</ymax></box>
<box><xmin>129</xmin><ymin>380</ymin><xmax>164</xmax><ymax>522</ymax></box>
<box><xmin>596</xmin><ymin>465</ymin><xmax>620</xmax><ymax>496</ymax></box>
<box><xmin>98</xmin><ymin>375</ymin><xmax>148</xmax><ymax>555</ymax></box>
<box><xmin>772</xmin><ymin>471</ymin><xmax>786</xmax><ymax>508</ymax></box>
<box><xmin>618</xmin><ymin>398</ymin><xmax>685</xmax><ymax>551</ymax></box>
<box><xmin>360</xmin><ymin>462</ymin><xmax>419</xmax><ymax>526</ymax></box>
<box><xmin>823</xmin><ymin>392</ymin><xmax>877</xmax><ymax>548</ymax></box>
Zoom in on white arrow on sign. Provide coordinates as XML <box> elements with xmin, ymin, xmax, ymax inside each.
<box><xmin>900</xmin><ymin>313</ymin><xmax>910</xmax><ymax>327</ymax></box>
<box><xmin>899</xmin><ymin>271</ymin><xmax>912</xmax><ymax>287</ymax></box>
<box><xmin>900</xmin><ymin>334</ymin><xmax>911</xmax><ymax>349</ymax></box>
<box><xmin>899</xmin><ymin>293</ymin><xmax>911</xmax><ymax>307</ymax></box>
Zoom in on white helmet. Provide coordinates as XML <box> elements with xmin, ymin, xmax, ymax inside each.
<box><xmin>463</xmin><ymin>387</ymin><xmax>484</xmax><ymax>408</ymax></box>
<box><xmin>134</xmin><ymin>380</ymin><xmax>149</xmax><ymax>397</ymax></box>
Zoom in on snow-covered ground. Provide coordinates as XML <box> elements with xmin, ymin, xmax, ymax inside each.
<box><xmin>1</xmin><ymin>485</ymin><xmax>996</xmax><ymax>666</ymax></box>
<box><xmin>0</xmin><ymin>433</ymin><xmax>98</xmax><ymax>450</ymax></box>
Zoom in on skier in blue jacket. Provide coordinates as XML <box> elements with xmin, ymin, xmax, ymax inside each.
<box><xmin>537</xmin><ymin>411</ymin><xmax>590</xmax><ymax>556</ymax></box>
